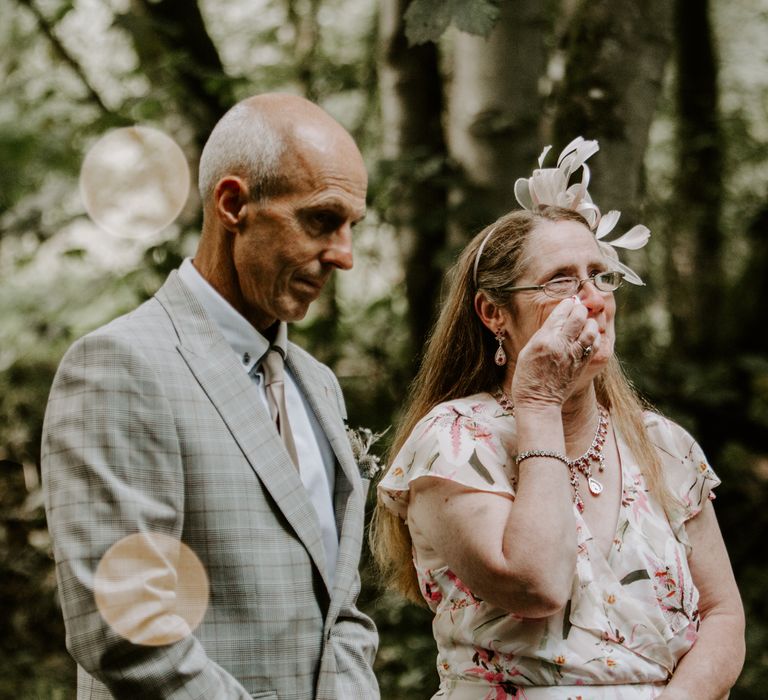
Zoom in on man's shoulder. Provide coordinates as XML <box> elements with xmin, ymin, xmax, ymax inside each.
<box><xmin>58</xmin><ymin>292</ymin><xmax>178</xmax><ymax>374</ymax></box>
<box><xmin>81</xmin><ymin>295</ymin><xmax>170</xmax><ymax>346</ymax></box>
<box><xmin>288</xmin><ymin>341</ymin><xmax>336</xmax><ymax>378</ymax></box>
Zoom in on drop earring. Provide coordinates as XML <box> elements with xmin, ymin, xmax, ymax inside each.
<box><xmin>494</xmin><ymin>330</ymin><xmax>507</xmax><ymax>366</ymax></box>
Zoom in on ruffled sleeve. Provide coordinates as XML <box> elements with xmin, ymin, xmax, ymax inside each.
<box><xmin>377</xmin><ymin>396</ymin><xmax>516</xmax><ymax>520</ymax></box>
<box><xmin>645</xmin><ymin>413</ymin><xmax>721</xmax><ymax>552</ymax></box>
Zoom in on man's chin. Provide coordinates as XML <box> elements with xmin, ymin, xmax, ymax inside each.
<box><xmin>278</xmin><ymin>301</ymin><xmax>312</xmax><ymax>324</ymax></box>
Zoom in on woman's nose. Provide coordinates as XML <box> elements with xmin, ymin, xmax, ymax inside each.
<box><xmin>578</xmin><ymin>278</ymin><xmax>606</xmax><ymax>311</ymax></box>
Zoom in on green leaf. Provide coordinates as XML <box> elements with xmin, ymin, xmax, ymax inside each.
<box><xmin>452</xmin><ymin>0</ymin><xmax>502</xmax><ymax>37</ymax></box>
<box><xmin>404</xmin><ymin>0</ymin><xmax>501</xmax><ymax>45</ymax></box>
<box><xmin>562</xmin><ymin>599</ymin><xmax>572</xmax><ymax>638</ymax></box>
<box><xmin>62</xmin><ymin>248</ymin><xmax>87</xmax><ymax>259</ymax></box>
<box><xmin>469</xmin><ymin>450</ymin><xmax>495</xmax><ymax>485</ymax></box>
<box><xmin>472</xmin><ymin>612</ymin><xmax>507</xmax><ymax>633</ymax></box>
<box><xmin>620</xmin><ymin>569</ymin><xmax>651</xmax><ymax>586</ymax></box>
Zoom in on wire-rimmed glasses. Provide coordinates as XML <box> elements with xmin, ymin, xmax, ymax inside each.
<box><xmin>506</xmin><ymin>271</ymin><xmax>625</xmax><ymax>299</ymax></box>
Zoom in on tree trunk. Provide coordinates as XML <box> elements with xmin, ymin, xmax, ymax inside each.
<box><xmin>120</xmin><ymin>0</ymin><xmax>235</xmax><ymax>148</ymax></box>
<box><xmin>671</xmin><ymin>0</ymin><xmax>724</xmax><ymax>357</ymax></box>
<box><xmin>379</xmin><ymin>0</ymin><xmax>448</xmax><ymax>358</ymax></box>
<box><xmin>287</xmin><ymin>0</ymin><xmax>322</xmax><ymax>102</ymax></box>
<box><xmin>550</xmin><ymin>0</ymin><xmax>673</xmax><ymax>223</ymax></box>
<box><xmin>447</xmin><ymin>0</ymin><xmax>552</xmax><ymax>243</ymax></box>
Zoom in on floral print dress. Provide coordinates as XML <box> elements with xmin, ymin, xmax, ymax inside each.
<box><xmin>378</xmin><ymin>393</ymin><xmax>719</xmax><ymax>700</ymax></box>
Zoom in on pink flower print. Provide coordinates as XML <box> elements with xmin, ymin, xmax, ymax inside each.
<box><xmin>421</xmin><ymin>579</ymin><xmax>443</xmax><ymax>606</ymax></box>
<box><xmin>469</xmin><ymin>675</ymin><xmax>522</xmax><ymax>699</ymax></box>
<box><xmin>466</xmin><ymin>666</ymin><xmax>503</xmax><ymax>684</ymax></box>
<box><xmin>622</xmin><ymin>476</ymin><xmax>652</xmax><ymax>517</ymax></box>
<box><xmin>446</xmin><ymin>570</ymin><xmax>480</xmax><ymax>603</ymax></box>
<box><xmin>473</xmin><ymin>647</ymin><xmax>497</xmax><ymax>666</ymax></box>
<box><xmin>654</xmin><ymin>566</ymin><xmax>678</xmax><ymax>606</ymax></box>
<box><xmin>448</xmin><ymin>411</ymin><xmax>465</xmax><ymax>459</ymax></box>
<box><xmin>488</xmin><ymin>684</ymin><xmax>521</xmax><ymax>700</ymax></box>
<box><xmin>621</xmin><ymin>483</ymin><xmax>636</xmax><ymax>507</ymax></box>
<box><xmin>468</xmin><ymin>648</ymin><xmax>524</xmax><ymax>697</ymax></box>
<box><xmin>471</xmin><ymin>423</ymin><xmax>495</xmax><ymax>447</ymax></box>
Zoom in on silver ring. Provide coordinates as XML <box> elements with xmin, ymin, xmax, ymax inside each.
<box><xmin>581</xmin><ymin>343</ymin><xmax>593</xmax><ymax>359</ymax></box>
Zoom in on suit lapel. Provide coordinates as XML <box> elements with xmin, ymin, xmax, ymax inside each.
<box><xmin>287</xmin><ymin>348</ymin><xmax>364</xmax><ymax>606</ymax></box>
<box><xmin>286</xmin><ymin>346</ymin><xmax>359</xmax><ymax>492</ymax></box>
<box><xmin>155</xmin><ymin>273</ymin><xmax>331</xmax><ymax>594</ymax></box>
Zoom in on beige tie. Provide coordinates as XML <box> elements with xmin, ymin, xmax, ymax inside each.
<box><xmin>262</xmin><ymin>348</ymin><xmax>300</xmax><ymax>469</ymax></box>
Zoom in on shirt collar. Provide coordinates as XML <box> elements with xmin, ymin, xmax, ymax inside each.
<box><xmin>178</xmin><ymin>258</ymin><xmax>288</xmax><ymax>373</ymax></box>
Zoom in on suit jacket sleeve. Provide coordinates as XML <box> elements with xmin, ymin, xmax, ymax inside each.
<box><xmin>42</xmin><ymin>333</ymin><xmax>253</xmax><ymax>700</ymax></box>
<box><xmin>325</xmin><ymin>367</ymin><xmax>380</xmax><ymax>699</ymax></box>
<box><xmin>330</xmin><ymin>570</ymin><xmax>380</xmax><ymax>698</ymax></box>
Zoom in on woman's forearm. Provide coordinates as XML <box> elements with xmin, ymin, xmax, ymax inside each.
<box><xmin>660</xmin><ymin>607</ymin><xmax>744</xmax><ymax>699</ymax></box>
<box><xmin>660</xmin><ymin>501</ymin><xmax>746</xmax><ymax>699</ymax></box>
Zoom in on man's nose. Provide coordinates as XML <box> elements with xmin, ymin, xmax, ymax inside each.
<box><xmin>321</xmin><ymin>225</ymin><xmax>354</xmax><ymax>270</ymax></box>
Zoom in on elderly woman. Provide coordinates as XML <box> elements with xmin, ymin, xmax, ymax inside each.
<box><xmin>373</xmin><ymin>139</ymin><xmax>744</xmax><ymax>699</ymax></box>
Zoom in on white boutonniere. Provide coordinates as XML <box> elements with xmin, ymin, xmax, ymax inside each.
<box><xmin>346</xmin><ymin>426</ymin><xmax>390</xmax><ymax>479</ymax></box>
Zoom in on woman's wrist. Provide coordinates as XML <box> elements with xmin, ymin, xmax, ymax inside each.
<box><xmin>513</xmin><ymin>402</ymin><xmax>564</xmax><ymax>436</ymax></box>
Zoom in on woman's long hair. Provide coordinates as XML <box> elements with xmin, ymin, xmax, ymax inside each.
<box><xmin>370</xmin><ymin>206</ymin><xmax>670</xmax><ymax>604</ymax></box>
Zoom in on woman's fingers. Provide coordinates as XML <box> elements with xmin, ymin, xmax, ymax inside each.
<box><xmin>552</xmin><ymin>297</ymin><xmax>590</xmax><ymax>343</ymax></box>
<box><xmin>545</xmin><ymin>297</ymin><xmax>582</xmax><ymax>332</ymax></box>
<box><xmin>572</xmin><ymin>318</ymin><xmax>600</xmax><ymax>360</ymax></box>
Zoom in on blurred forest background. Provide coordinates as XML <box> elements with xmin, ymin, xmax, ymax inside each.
<box><xmin>1</xmin><ymin>0</ymin><xmax>767</xmax><ymax>697</ymax></box>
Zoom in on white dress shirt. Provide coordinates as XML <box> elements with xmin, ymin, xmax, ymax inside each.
<box><xmin>178</xmin><ymin>258</ymin><xmax>339</xmax><ymax>585</ymax></box>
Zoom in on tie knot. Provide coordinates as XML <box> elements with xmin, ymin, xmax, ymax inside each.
<box><xmin>262</xmin><ymin>348</ymin><xmax>284</xmax><ymax>387</ymax></box>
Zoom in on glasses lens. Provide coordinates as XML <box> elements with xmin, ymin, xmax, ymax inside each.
<box><xmin>594</xmin><ymin>271</ymin><xmax>624</xmax><ymax>291</ymax></box>
<box><xmin>543</xmin><ymin>278</ymin><xmax>578</xmax><ymax>298</ymax></box>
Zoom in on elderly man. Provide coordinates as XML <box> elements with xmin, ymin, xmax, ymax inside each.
<box><xmin>42</xmin><ymin>94</ymin><xmax>379</xmax><ymax>699</ymax></box>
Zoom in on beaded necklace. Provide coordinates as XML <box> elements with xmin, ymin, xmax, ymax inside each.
<box><xmin>493</xmin><ymin>388</ymin><xmax>609</xmax><ymax>512</ymax></box>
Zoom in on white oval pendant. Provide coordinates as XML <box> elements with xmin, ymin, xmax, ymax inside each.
<box><xmin>588</xmin><ymin>477</ymin><xmax>603</xmax><ymax>495</ymax></box>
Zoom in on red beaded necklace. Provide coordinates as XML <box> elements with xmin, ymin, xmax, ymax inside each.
<box><xmin>494</xmin><ymin>389</ymin><xmax>609</xmax><ymax>512</ymax></box>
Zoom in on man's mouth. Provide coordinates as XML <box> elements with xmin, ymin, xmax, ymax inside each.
<box><xmin>295</xmin><ymin>276</ymin><xmax>324</xmax><ymax>292</ymax></box>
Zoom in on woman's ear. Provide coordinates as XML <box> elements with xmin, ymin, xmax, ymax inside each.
<box><xmin>213</xmin><ymin>176</ymin><xmax>250</xmax><ymax>231</ymax></box>
<box><xmin>474</xmin><ymin>291</ymin><xmax>506</xmax><ymax>334</ymax></box>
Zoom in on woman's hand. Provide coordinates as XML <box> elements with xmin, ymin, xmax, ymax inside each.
<box><xmin>512</xmin><ymin>297</ymin><xmax>600</xmax><ymax>409</ymax></box>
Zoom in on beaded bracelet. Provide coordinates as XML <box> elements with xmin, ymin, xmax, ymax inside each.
<box><xmin>515</xmin><ymin>449</ymin><xmax>569</xmax><ymax>467</ymax></box>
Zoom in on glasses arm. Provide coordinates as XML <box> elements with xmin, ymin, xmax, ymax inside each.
<box><xmin>505</xmin><ymin>283</ymin><xmax>546</xmax><ymax>293</ymax></box>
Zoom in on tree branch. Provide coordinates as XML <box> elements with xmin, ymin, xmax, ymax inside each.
<box><xmin>15</xmin><ymin>0</ymin><xmax>127</xmax><ymax>123</ymax></box>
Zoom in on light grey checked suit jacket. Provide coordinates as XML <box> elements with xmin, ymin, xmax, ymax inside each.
<box><xmin>42</xmin><ymin>271</ymin><xmax>379</xmax><ymax>700</ymax></box>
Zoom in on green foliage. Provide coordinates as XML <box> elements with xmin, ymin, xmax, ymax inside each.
<box><xmin>404</xmin><ymin>0</ymin><xmax>501</xmax><ymax>45</ymax></box>
<box><xmin>2</xmin><ymin>0</ymin><xmax>768</xmax><ymax>696</ymax></box>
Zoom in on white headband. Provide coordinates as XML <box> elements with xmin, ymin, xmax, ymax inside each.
<box><xmin>472</xmin><ymin>226</ymin><xmax>496</xmax><ymax>287</ymax></box>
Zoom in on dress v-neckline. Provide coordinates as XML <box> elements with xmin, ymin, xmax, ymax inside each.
<box><xmin>573</xmin><ymin>420</ymin><xmax>626</xmax><ymax>562</ymax></box>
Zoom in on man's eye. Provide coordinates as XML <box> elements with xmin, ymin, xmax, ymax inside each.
<box><xmin>309</xmin><ymin>211</ymin><xmax>342</xmax><ymax>231</ymax></box>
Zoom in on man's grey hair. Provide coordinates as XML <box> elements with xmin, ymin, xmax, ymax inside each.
<box><xmin>198</xmin><ymin>102</ymin><xmax>286</xmax><ymax>204</ymax></box>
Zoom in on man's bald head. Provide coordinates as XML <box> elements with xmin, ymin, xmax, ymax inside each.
<box><xmin>197</xmin><ymin>93</ymin><xmax>360</xmax><ymax>207</ymax></box>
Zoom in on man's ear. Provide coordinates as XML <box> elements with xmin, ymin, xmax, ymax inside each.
<box><xmin>474</xmin><ymin>291</ymin><xmax>506</xmax><ymax>334</ymax></box>
<box><xmin>213</xmin><ymin>176</ymin><xmax>250</xmax><ymax>230</ymax></box>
